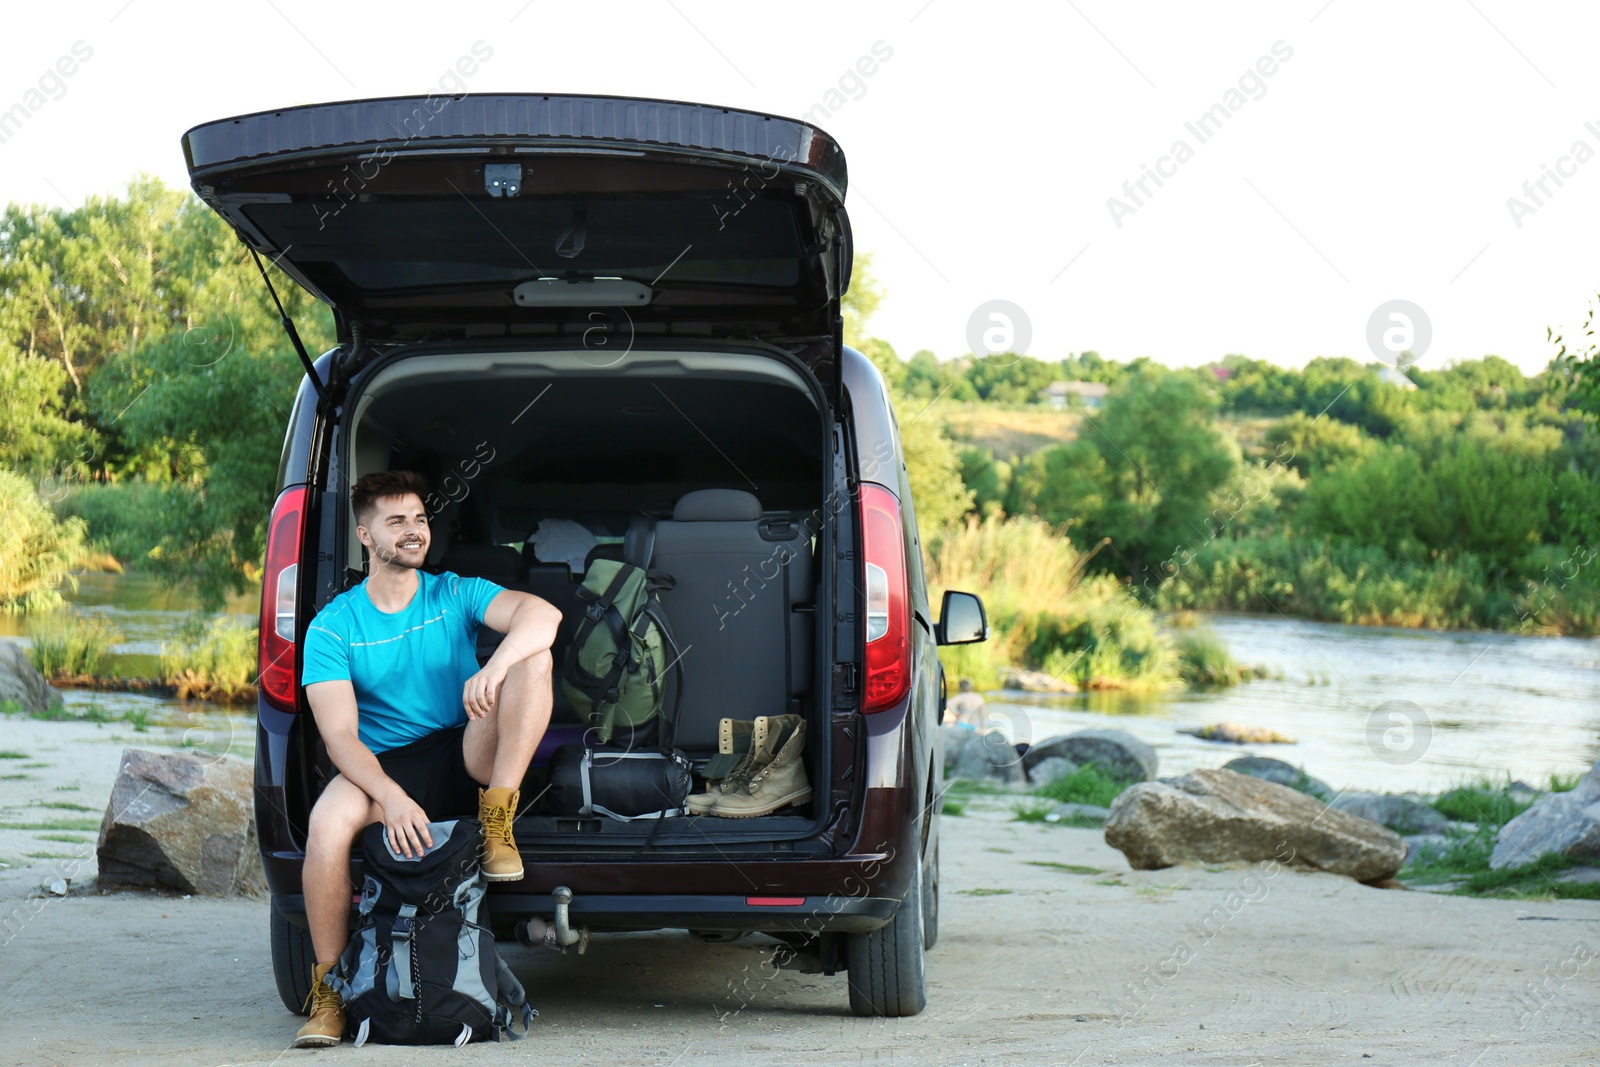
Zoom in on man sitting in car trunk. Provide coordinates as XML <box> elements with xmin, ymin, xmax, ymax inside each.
<box><xmin>291</xmin><ymin>470</ymin><xmax>560</xmax><ymax>1048</ymax></box>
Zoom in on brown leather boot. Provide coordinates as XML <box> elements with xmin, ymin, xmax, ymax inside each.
<box><xmin>479</xmin><ymin>787</ymin><xmax>524</xmax><ymax>881</ymax></box>
<box><xmin>292</xmin><ymin>961</ymin><xmax>345</xmax><ymax>1047</ymax></box>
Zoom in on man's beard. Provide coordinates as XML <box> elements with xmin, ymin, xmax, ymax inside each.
<box><xmin>376</xmin><ymin>540</ymin><xmax>427</xmax><ymax>568</ymax></box>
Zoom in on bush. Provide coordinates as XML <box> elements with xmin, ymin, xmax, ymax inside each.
<box><xmin>0</xmin><ymin>470</ymin><xmax>88</xmax><ymax>613</ymax></box>
<box><xmin>1172</xmin><ymin>626</ymin><xmax>1266</xmax><ymax>687</ymax></box>
<box><xmin>1035</xmin><ymin>764</ymin><xmax>1134</xmax><ymax>808</ymax></box>
<box><xmin>54</xmin><ymin>480</ymin><xmax>201</xmax><ymax>569</ymax></box>
<box><xmin>927</xmin><ymin>514</ymin><xmax>1178</xmax><ymax>689</ymax></box>
<box><xmin>26</xmin><ymin>615</ymin><xmax>120</xmax><ymax>677</ymax></box>
<box><xmin>160</xmin><ymin>616</ymin><xmax>258</xmax><ymax>702</ymax></box>
<box><xmin>1431</xmin><ymin>780</ymin><xmax>1536</xmax><ymax>827</ymax></box>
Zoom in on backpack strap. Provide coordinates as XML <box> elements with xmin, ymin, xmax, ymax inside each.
<box><xmin>642</xmin><ymin>603</ymin><xmax>686</xmax><ymax>753</ymax></box>
<box><xmin>565</xmin><ymin>565</ymin><xmax>639</xmax><ymax>734</ymax></box>
<box><xmin>392</xmin><ymin>903</ymin><xmax>418</xmax><ymax>1000</ymax></box>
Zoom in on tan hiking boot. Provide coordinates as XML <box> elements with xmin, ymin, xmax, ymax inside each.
<box><xmin>479</xmin><ymin>787</ymin><xmax>524</xmax><ymax>882</ymax></box>
<box><xmin>292</xmin><ymin>962</ymin><xmax>344</xmax><ymax>1047</ymax></box>
<box><xmin>686</xmin><ymin>717</ymin><xmax>758</xmax><ymax>815</ymax></box>
<box><xmin>709</xmin><ymin>715</ymin><xmax>811</xmax><ymax>818</ymax></box>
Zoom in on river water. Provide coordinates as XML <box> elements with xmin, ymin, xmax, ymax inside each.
<box><xmin>984</xmin><ymin>614</ymin><xmax>1600</xmax><ymax>794</ymax></box>
<box><xmin>4</xmin><ymin>578</ymin><xmax>1597</xmax><ymax>793</ymax></box>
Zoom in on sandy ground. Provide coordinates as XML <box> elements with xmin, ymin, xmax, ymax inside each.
<box><xmin>1</xmin><ymin>718</ymin><xmax>1598</xmax><ymax>1067</ymax></box>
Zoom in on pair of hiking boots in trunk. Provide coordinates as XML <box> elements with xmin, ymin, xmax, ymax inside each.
<box><xmin>686</xmin><ymin>714</ymin><xmax>811</xmax><ymax>817</ymax></box>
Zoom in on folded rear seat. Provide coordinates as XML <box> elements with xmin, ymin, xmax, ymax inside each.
<box><xmin>649</xmin><ymin>490</ymin><xmax>814</xmax><ymax>749</ymax></box>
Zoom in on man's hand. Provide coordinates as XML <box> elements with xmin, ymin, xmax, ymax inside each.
<box><xmin>462</xmin><ymin>663</ymin><xmax>507</xmax><ymax>720</ymax></box>
<box><xmin>380</xmin><ymin>790</ymin><xmax>433</xmax><ymax>859</ymax></box>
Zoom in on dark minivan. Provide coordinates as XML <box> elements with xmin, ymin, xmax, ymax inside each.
<box><xmin>181</xmin><ymin>94</ymin><xmax>987</xmax><ymax>1018</ymax></box>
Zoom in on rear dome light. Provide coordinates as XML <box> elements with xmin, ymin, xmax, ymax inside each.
<box><xmin>259</xmin><ymin>486</ymin><xmax>307</xmax><ymax>713</ymax></box>
<box><xmin>859</xmin><ymin>482</ymin><xmax>910</xmax><ymax>712</ymax></box>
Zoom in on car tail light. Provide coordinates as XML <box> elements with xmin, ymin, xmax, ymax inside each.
<box><xmin>259</xmin><ymin>485</ymin><xmax>307</xmax><ymax>713</ymax></box>
<box><xmin>859</xmin><ymin>482</ymin><xmax>910</xmax><ymax>712</ymax></box>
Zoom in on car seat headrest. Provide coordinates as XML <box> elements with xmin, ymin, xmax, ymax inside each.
<box><xmin>439</xmin><ymin>543</ymin><xmax>524</xmax><ymax>583</ymax></box>
<box><xmin>672</xmin><ymin>489</ymin><xmax>762</xmax><ymax>522</ymax></box>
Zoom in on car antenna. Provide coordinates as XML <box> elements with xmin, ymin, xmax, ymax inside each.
<box><xmin>247</xmin><ymin>245</ymin><xmax>330</xmax><ymax>407</ymax></box>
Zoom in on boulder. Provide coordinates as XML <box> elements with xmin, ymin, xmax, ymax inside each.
<box><xmin>1025</xmin><ymin>729</ymin><xmax>1157</xmax><ymax>783</ymax></box>
<box><xmin>1490</xmin><ymin>763</ymin><xmax>1600</xmax><ymax>870</ymax></box>
<box><xmin>1001</xmin><ymin>668</ymin><xmax>1076</xmax><ymax>693</ymax></box>
<box><xmin>97</xmin><ymin>748</ymin><xmax>265</xmax><ymax>896</ymax></box>
<box><xmin>1183</xmin><ymin>722</ymin><xmax>1296</xmax><ymax>744</ymax></box>
<box><xmin>1026</xmin><ymin>757</ymin><xmax>1080</xmax><ymax>786</ymax></box>
<box><xmin>0</xmin><ymin>640</ymin><xmax>63</xmax><ymax>717</ymax></box>
<box><xmin>948</xmin><ymin>729</ymin><xmax>1026</xmax><ymax>787</ymax></box>
<box><xmin>1402</xmin><ymin>833</ymin><xmax>1449</xmax><ymax>862</ymax></box>
<box><xmin>1329</xmin><ymin>792</ymin><xmax>1450</xmax><ymax>835</ymax></box>
<box><xmin>1221</xmin><ymin>756</ymin><xmax>1334</xmax><ymax>802</ymax></box>
<box><xmin>1104</xmin><ymin>768</ymin><xmax>1408</xmax><ymax>883</ymax></box>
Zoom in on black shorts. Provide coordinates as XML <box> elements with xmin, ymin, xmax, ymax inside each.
<box><xmin>374</xmin><ymin>724</ymin><xmax>483</xmax><ymax>820</ymax></box>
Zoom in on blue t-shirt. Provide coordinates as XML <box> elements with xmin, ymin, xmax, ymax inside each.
<box><xmin>301</xmin><ymin>570</ymin><xmax>504</xmax><ymax>753</ymax></box>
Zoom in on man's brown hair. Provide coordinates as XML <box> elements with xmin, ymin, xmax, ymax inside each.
<box><xmin>351</xmin><ymin>470</ymin><xmax>430</xmax><ymax>527</ymax></box>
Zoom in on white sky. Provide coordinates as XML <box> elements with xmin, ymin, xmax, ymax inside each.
<box><xmin>4</xmin><ymin>0</ymin><xmax>1598</xmax><ymax>373</ymax></box>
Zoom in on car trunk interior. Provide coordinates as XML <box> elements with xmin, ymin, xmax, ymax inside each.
<box><xmin>327</xmin><ymin>345</ymin><xmax>837</xmax><ymax>850</ymax></box>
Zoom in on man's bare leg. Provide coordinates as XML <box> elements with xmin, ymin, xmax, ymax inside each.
<box><xmin>294</xmin><ymin>775</ymin><xmax>379</xmax><ymax>1046</ymax></box>
<box><xmin>463</xmin><ymin>648</ymin><xmax>555</xmax><ymax>789</ymax></box>
<box><xmin>303</xmin><ymin>775</ymin><xmax>381</xmax><ymax>963</ymax></box>
<box><xmin>464</xmin><ymin>650</ymin><xmax>553</xmax><ymax>881</ymax></box>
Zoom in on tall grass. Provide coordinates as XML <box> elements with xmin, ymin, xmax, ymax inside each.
<box><xmin>160</xmin><ymin>616</ymin><xmax>258</xmax><ymax>703</ymax></box>
<box><xmin>1171</xmin><ymin>626</ymin><xmax>1269</xmax><ymax>687</ymax></box>
<box><xmin>26</xmin><ymin>615</ymin><xmax>121</xmax><ymax>677</ymax></box>
<box><xmin>927</xmin><ymin>514</ymin><xmax>1178</xmax><ymax>690</ymax></box>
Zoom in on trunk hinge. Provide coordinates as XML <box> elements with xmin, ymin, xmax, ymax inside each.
<box><xmin>247</xmin><ymin>246</ymin><xmax>329</xmax><ymax>407</ymax></box>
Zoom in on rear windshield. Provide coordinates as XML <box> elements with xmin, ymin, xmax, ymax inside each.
<box><xmin>244</xmin><ymin>198</ymin><xmax>803</xmax><ymax>292</ymax></box>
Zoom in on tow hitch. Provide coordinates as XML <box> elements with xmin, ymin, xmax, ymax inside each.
<box><xmin>515</xmin><ymin>886</ymin><xmax>589</xmax><ymax>954</ymax></box>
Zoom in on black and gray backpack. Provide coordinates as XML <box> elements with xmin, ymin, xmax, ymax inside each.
<box><xmin>328</xmin><ymin>819</ymin><xmax>536</xmax><ymax>1046</ymax></box>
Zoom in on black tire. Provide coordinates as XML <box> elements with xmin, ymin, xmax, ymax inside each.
<box><xmin>845</xmin><ymin>861</ymin><xmax>927</xmax><ymax>1017</ymax></box>
<box><xmin>922</xmin><ymin>838</ymin><xmax>940</xmax><ymax>950</ymax></box>
<box><xmin>270</xmin><ymin>895</ymin><xmax>315</xmax><ymax>1015</ymax></box>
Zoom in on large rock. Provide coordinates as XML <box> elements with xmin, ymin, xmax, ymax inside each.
<box><xmin>1026</xmin><ymin>756</ymin><xmax>1080</xmax><ymax>786</ymax></box>
<box><xmin>0</xmin><ymin>640</ymin><xmax>63</xmax><ymax>717</ymax></box>
<box><xmin>97</xmin><ymin>748</ymin><xmax>265</xmax><ymax>896</ymax></box>
<box><xmin>1330</xmin><ymin>792</ymin><xmax>1450</xmax><ymax>835</ymax></box>
<box><xmin>1104</xmin><ymin>768</ymin><xmax>1408</xmax><ymax>883</ymax></box>
<box><xmin>1024</xmin><ymin>729</ymin><xmax>1157</xmax><ymax>783</ymax></box>
<box><xmin>947</xmin><ymin>729</ymin><xmax>1026</xmax><ymax>787</ymax></box>
<box><xmin>1491</xmin><ymin>763</ymin><xmax>1600</xmax><ymax>870</ymax></box>
<box><xmin>1222</xmin><ymin>756</ymin><xmax>1334</xmax><ymax>802</ymax></box>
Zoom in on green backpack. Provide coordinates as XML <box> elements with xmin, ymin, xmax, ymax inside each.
<box><xmin>560</xmin><ymin>555</ymin><xmax>678</xmax><ymax>746</ymax></box>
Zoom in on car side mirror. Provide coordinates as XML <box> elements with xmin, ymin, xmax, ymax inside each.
<box><xmin>937</xmin><ymin>590</ymin><xmax>988</xmax><ymax>645</ymax></box>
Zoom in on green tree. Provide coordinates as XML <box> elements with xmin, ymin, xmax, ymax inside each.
<box><xmin>0</xmin><ymin>341</ymin><xmax>92</xmax><ymax>475</ymax></box>
<box><xmin>1264</xmin><ymin>412</ymin><xmax>1373</xmax><ymax>476</ymax></box>
<box><xmin>0</xmin><ymin>470</ymin><xmax>87</xmax><ymax>612</ymax></box>
<box><xmin>1022</xmin><ymin>365</ymin><xmax>1239</xmax><ymax>577</ymax></box>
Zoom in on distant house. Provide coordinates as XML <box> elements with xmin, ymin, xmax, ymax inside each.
<box><xmin>1040</xmin><ymin>380</ymin><xmax>1109</xmax><ymax>410</ymax></box>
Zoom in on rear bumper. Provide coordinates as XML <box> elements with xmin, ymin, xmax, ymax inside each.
<box><xmin>272</xmin><ymin>890</ymin><xmax>898</xmax><ymax>934</ymax></box>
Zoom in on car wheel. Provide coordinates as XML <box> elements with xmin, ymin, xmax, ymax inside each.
<box><xmin>845</xmin><ymin>860</ymin><xmax>927</xmax><ymax>1017</ymax></box>
<box><xmin>270</xmin><ymin>895</ymin><xmax>315</xmax><ymax>1015</ymax></box>
<box><xmin>922</xmin><ymin>839</ymin><xmax>940</xmax><ymax>950</ymax></box>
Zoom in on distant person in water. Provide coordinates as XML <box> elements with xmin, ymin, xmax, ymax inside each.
<box><xmin>945</xmin><ymin>678</ymin><xmax>986</xmax><ymax>730</ymax></box>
